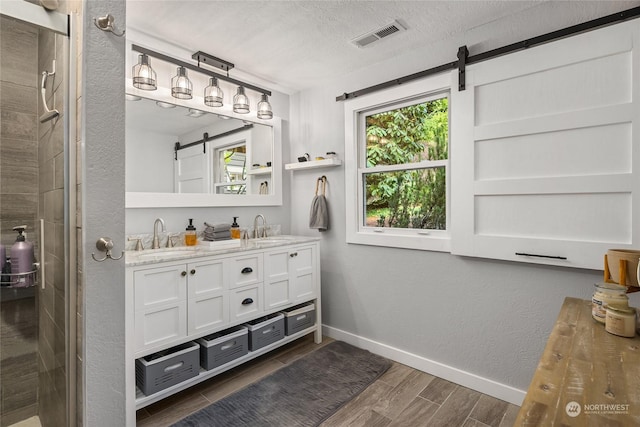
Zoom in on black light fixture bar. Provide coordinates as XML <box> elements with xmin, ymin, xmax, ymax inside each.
<box><xmin>336</xmin><ymin>5</ymin><xmax>640</xmax><ymax>101</ymax></box>
<box><xmin>192</xmin><ymin>51</ymin><xmax>234</xmax><ymax>72</ymax></box>
<box><xmin>132</xmin><ymin>44</ymin><xmax>271</xmax><ymax>96</ymax></box>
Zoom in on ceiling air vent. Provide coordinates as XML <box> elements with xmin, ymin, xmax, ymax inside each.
<box><xmin>351</xmin><ymin>20</ymin><xmax>407</xmax><ymax>48</ymax></box>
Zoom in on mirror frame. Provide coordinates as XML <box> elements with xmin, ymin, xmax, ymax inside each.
<box><xmin>125</xmin><ymin>84</ymin><xmax>282</xmax><ymax>208</ymax></box>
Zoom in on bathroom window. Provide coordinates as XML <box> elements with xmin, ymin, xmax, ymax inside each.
<box><xmin>214</xmin><ymin>143</ymin><xmax>247</xmax><ymax>194</ymax></box>
<box><xmin>344</xmin><ymin>72</ymin><xmax>451</xmax><ymax>251</ymax></box>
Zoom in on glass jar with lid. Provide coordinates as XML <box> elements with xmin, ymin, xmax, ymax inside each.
<box><xmin>592</xmin><ymin>282</ymin><xmax>628</xmax><ymax>324</ymax></box>
<box><xmin>605</xmin><ymin>305</ymin><xmax>636</xmax><ymax>337</ymax></box>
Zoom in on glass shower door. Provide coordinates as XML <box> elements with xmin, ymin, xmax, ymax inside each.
<box><xmin>0</xmin><ymin>2</ymin><xmax>72</xmax><ymax>426</ymax></box>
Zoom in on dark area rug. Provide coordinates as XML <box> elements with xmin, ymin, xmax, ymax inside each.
<box><xmin>172</xmin><ymin>340</ymin><xmax>391</xmax><ymax>427</ymax></box>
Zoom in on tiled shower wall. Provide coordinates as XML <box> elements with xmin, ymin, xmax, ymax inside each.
<box><xmin>0</xmin><ymin>15</ymin><xmax>40</xmax><ymax>426</ymax></box>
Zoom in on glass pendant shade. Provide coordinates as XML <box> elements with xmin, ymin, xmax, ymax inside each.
<box><xmin>132</xmin><ymin>54</ymin><xmax>157</xmax><ymax>90</ymax></box>
<box><xmin>171</xmin><ymin>66</ymin><xmax>193</xmax><ymax>99</ymax></box>
<box><xmin>204</xmin><ymin>77</ymin><xmax>224</xmax><ymax>107</ymax></box>
<box><xmin>233</xmin><ymin>86</ymin><xmax>250</xmax><ymax>114</ymax></box>
<box><xmin>257</xmin><ymin>94</ymin><xmax>273</xmax><ymax>120</ymax></box>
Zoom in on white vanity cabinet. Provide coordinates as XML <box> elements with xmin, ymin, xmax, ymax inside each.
<box><xmin>125</xmin><ymin>237</ymin><xmax>322</xmax><ymax>418</ymax></box>
<box><xmin>264</xmin><ymin>244</ymin><xmax>318</xmax><ymax>310</ymax></box>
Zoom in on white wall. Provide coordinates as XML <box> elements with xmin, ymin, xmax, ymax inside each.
<box><xmin>126</xmin><ymin>127</ymin><xmax>176</xmax><ymax>192</ymax></box>
<box><xmin>290</xmin><ymin>0</ymin><xmax>640</xmax><ymax>403</ymax></box>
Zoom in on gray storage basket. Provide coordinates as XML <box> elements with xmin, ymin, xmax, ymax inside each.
<box><xmin>197</xmin><ymin>325</ymin><xmax>249</xmax><ymax>370</ymax></box>
<box><xmin>135</xmin><ymin>341</ymin><xmax>200</xmax><ymax>396</ymax></box>
<box><xmin>246</xmin><ymin>312</ymin><xmax>285</xmax><ymax>351</ymax></box>
<box><xmin>282</xmin><ymin>302</ymin><xmax>316</xmax><ymax>335</ymax></box>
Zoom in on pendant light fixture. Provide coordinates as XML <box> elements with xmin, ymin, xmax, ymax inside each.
<box><xmin>171</xmin><ymin>66</ymin><xmax>193</xmax><ymax>99</ymax></box>
<box><xmin>132</xmin><ymin>53</ymin><xmax>157</xmax><ymax>90</ymax></box>
<box><xmin>257</xmin><ymin>94</ymin><xmax>273</xmax><ymax>120</ymax></box>
<box><xmin>131</xmin><ymin>45</ymin><xmax>275</xmax><ymax>117</ymax></box>
<box><xmin>204</xmin><ymin>77</ymin><xmax>224</xmax><ymax>107</ymax></box>
<box><xmin>233</xmin><ymin>86</ymin><xmax>250</xmax><ymax>114</ymax></box>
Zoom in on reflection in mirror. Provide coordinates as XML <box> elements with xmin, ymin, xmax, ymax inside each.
<box><xmin>126</xmin><ymin>96</ymin><xmax>273</xmax><ymax>196</ymax></box>
<box><xmin>216</xmin><ymin>144</ymin><xmax>247</xmax><ymax>194</ymax></box>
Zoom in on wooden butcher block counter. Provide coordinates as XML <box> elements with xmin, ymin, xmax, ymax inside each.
<box><xmin>515</xmin><ymin>297</ymin><xmax>640</xmax><ymax>426</ymax></box>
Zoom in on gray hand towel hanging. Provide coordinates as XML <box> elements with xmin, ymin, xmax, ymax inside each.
<box><xmin>309</xmin><ymin>176</ymin><xmax>329</xmax><ymax>231</ymax></box>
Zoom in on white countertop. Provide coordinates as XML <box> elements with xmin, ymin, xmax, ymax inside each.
<box><xmin>125</xmin><ymin>235</ymin><xmax>320</xmax><ymax>267</ymax></box>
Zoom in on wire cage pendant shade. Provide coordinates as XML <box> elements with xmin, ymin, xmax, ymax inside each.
<box><xmin>233</xmin><ymin>86</ymin><xmax>250</xmax><ymax>114</ymax></box>
<box><xmin>204</xmin><ymin>77</ymin><xmax>224</xmax><ymax>107</ymax></box>
<box><xmin>131</xmin><ymin>45</ymin><xmax>276</xmax><ymax>117</ymax></box>
<box><xmin>132</xmin><ymin>53</ymin><xmax>157</xmax><ymax>90</ymax></box>
<box><xmin>257</xmin><ymin>94</ymin><xmax>273</xmax><ymax>120</ymax></box>
<box><xmin>171</xmin><ymin>66</ymin><xmax>193</xmax><ymax>99</ymax></box>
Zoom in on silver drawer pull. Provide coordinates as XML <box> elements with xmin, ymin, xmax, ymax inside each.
<box><xmin>164</xmin><ymin>361</ymin><xmax>184</xmax><ymax>372</ymax></box>
<box><xmin>262</xmin><ymin>326</ymin><xmax>275</xmax><ymax>334</ymax></box>
<box><xmin>296</xmin><ymin>314</ymin><xmax>307</xmax><ymax>321</ymax></box>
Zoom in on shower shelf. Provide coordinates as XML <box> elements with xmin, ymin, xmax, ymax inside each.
<box><xmin>1</xmin><ymin>263</ymin><xmax>39</xmax><ymax>288</ymax></box>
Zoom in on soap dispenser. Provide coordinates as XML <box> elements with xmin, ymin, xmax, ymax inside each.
<box><xmin>230</xmin><ymin>217</ymin><xmax>241</xmax><ymax>239</ymax></box>
<box><xmin>10</xmin><ymin>225</ymin><xmax>35</xmax><ymax>287</ymax></box>
<box><xmin>185</xmin><ymin>219</ymin><xmax>197</xmax><ymax>246</ymax></box>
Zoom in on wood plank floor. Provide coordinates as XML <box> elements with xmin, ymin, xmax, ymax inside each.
<box><xmin>136</xmin><ymin>335</ymin><xmax>519</xmax><ymax>427</ymax></box>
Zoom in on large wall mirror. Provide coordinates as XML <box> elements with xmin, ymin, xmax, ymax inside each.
<box><xmin>125</xmin><ymin>93</ymin><xmax>282</xmax><ymax>207</ymax></box>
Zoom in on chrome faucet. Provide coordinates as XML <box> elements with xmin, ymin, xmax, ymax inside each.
<box><xmin>253</xmin><ymin>214</ymin><xmax>267</xmax><ymax>239</ymax></box>
<box><xmin>152</xmin><ymin>218</ymin><xmax>165</xmax><ymax>249</ymax></box>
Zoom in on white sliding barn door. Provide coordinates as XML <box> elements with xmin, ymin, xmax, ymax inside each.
<box><xmin>174</xmin><ymin>144</ymin><xmax>210</xmax><ymax>193</ymax></box>
<box><xmin>451</xmin><ymin>20</ymin><xmax>640</xmax><ymax>269</ymax></box>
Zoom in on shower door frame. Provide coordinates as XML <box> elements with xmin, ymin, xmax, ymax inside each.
<box><xmin>0</xmin><ymin>2</ymin><xmax>77</xmax><ymax>426</ymax></box>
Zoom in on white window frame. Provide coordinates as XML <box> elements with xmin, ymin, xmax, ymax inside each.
<box><xmin>344</xmin><ymin>72</ymin><xmax>454</xmax><ymax>252</ymax></box>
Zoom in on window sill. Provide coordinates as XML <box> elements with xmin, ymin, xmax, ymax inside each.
<box><xmin>347</xmin><ymin>230</ymin><xmax>451</xmax><ymax>252</ymax></box>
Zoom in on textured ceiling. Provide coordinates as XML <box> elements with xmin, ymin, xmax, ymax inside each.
<box><xmin>126</xmin><ymin>1</ymin><xmax>548</xmax><ymax>92</ymax></box>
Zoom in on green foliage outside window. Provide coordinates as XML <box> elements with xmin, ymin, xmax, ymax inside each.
<box><xmin>365</xmin><ymin>98</ymin><xmax>448</xmax><ymax>229</ymax></box>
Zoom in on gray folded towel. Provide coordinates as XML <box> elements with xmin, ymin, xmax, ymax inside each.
<box><xmin>204</xmin><ymin>222</ymin><xmax>231</xmax><ymax>232</ymax></box>
<box><xmin>309</xmin><ymin>178</ymin><xmax>329</xmax><ymax>232</ymax></box>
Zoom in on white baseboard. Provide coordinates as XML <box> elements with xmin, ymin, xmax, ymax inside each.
<box><xmin>322</xmin><ymin>325</ymin><xmax>526</xmax><ymax>406</ymax></box>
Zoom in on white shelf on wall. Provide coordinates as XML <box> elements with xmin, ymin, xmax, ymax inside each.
<box><xmin>246</xmin><ymin>167</ymin><xmax>272</xmax><ymax>175</ymax></box>
<box><xmin>284</xmin><ymin>158</ymin><xmax>342</xmax><ymax>171</ymax></box>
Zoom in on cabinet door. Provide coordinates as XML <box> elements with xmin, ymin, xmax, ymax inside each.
<box><xmin>135</xmin><ymin>301</ymin><xmax>187</xmax><ymax>352</ymax></box>
<box><xmin>291</xmin><ymin>245</ymin><xmax>316</xmax><ymax>303</ymax></box>
<box><xmin>229</xmin><ymin>284</ymin><xmax>262</xmax><ymax>322</ymax></box>
<box><xmin>133</xmin><ymin>264</ymin><xmax>188</xmax><ymax>352</ymax></box>
<box><xmin>228</xmin><ymin>253</ymin><xmax>262</xmax><ymax>289</ymax></box>
<box><xmin>134</xmin><ymin>264</ymin><xmax>187</xmax><ymax>311</ymax></box>
<box><xmin>187</xmin><ymin>258</ymin><xmax>227</xmax><ymax>335</ymax></box>
<box><xmin>264</xmin><ymin>249</ymin><xmax>291</xmax><ymax>310</ymax></box>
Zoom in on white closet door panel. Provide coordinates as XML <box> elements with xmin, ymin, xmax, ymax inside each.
<box><xmin>475</xmin><ymin>193</ymin><xmax>631</xmax><ymax>243</ymax></box>
<box><xmin>451</xmin><ymin>20</ymin><xmax>639</xmax><ymax>269</ymax></box>
<box><xmin>474</xmin><ymin>174</ymin><xmax>634</xmax><ymax>196</ymax></box>
<box><xmin>475</xmin><ymin>51</ymin><xmax>632</xmax><ymax>126</ymax></box>
<box><xmin>470</xmin><ymin>236</ymin><xmax>613</xmax><ymax>269</ymax></box>
<box><xmin>175</xmin><ymin>144</ymin><xmax>210</xmax><ymax>193</ymax></box>
<box><xmin>474</xmin><ymin>103</ymin><xmax>634</xmax><ymax>141</ymax></box>
<box><xmin>475</xmin><ymin>123</ymin><xmax>632</xmax><ymax>180</ymax></box>
<box><xmin>472</xmin><ymin>24</ymin><xmax>634</xmax><ymax>87</ymax></box>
